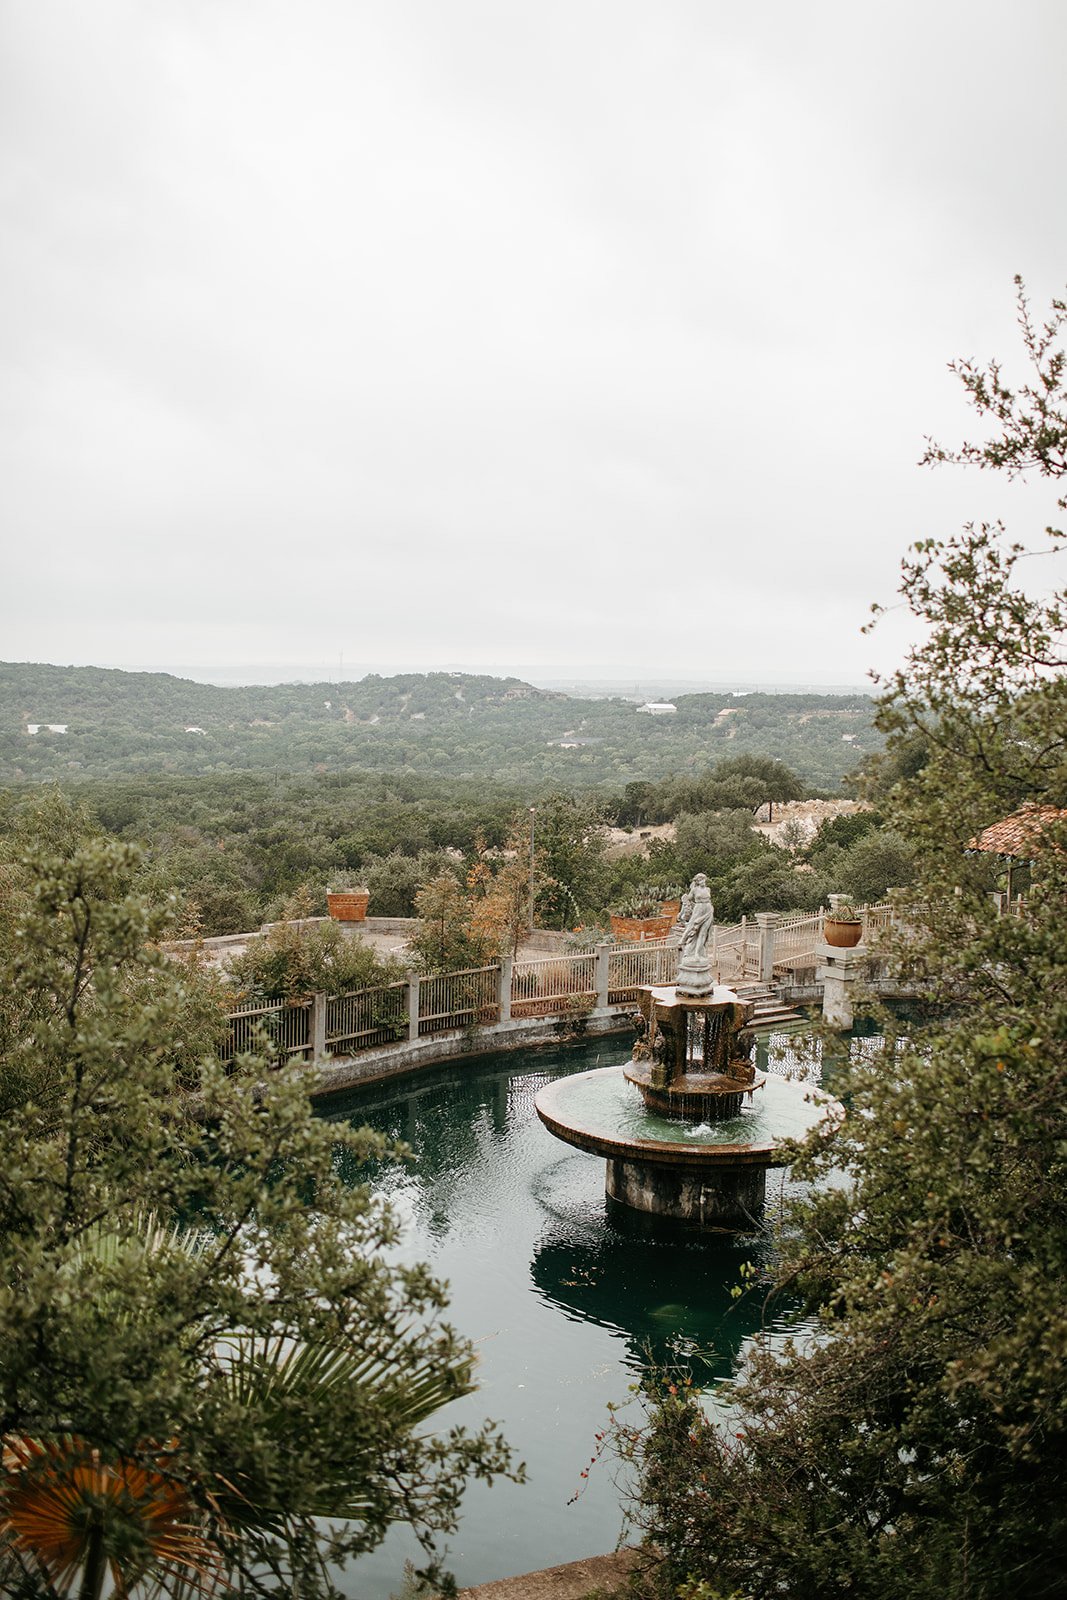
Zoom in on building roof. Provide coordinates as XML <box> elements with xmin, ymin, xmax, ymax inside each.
<box><xmin>968</xmin><ymin>804</ymin><xmax>1067</xmax><ymax>858</ymax></box>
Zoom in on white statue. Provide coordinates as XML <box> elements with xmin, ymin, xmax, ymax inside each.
<box><xmin>678</xmin><ymin>873</ymin><xmax>714</xmax><ymax>960</ymax></box>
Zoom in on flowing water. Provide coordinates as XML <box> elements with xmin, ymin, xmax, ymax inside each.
<box><xmin>322</xmin><ymin>1028</ymin><xmax>851</xmax><ymax>1596</ymax></box>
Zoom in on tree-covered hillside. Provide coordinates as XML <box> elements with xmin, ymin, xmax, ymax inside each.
<box><xmin>0</xmin><ymin>663</ymin><xmax>881</xmax><ymax>788</ymax></box>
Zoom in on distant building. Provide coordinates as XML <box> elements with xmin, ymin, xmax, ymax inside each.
<box><xmin>185</xmin><ymin>726</ymin><xmax>207</xmax><ymax>735</ymax></box>
<box><xmin>968</xmin><ymin>805</ymin><xmax>1067</xmax><ymax>858</ymax></box>
<box><xmin>967</xmin><ymin>804</ymin><xmax>1067</xmax><ymax>912</ymax></box>
<box><xmin>637</xmin><ymin>702</ymin><xmax>677</xmax><ymax>716</ymax></box>
<box><xmin>26</xmin><ymin>723</ymin><xmax>68</xmax><ymax>734</ymax></box>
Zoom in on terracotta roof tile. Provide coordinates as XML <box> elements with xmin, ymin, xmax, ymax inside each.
<box><xmin>968</xmin><ymin>805</ymin><xmax>1067</xmax><ymax>857</ymax></box>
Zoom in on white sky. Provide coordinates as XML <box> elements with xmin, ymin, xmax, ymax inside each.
<box><xmin>3</xmin><ymin>0</ymin><xmax>1066</xmax><ymax>687</ymax></box>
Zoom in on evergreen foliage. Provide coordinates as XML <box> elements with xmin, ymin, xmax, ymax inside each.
<box><xmin>614</xmin><ymin>282</ymin><xmax>1067</xmax><ymax>1600</ymax></box>
<box><xmin>225</xmin><ymin>913</ymin><xmax>407</xmax><ymax>1002</ymax></box>
<box><xmin>0</xmin><ymin>664</ymin><xmax>878</xmax><ymax>789</ymax></box>
<box><xmin>0</xmin><ymin>828</ymin><xmax>515</xmax><ymax>1596</ymax></box>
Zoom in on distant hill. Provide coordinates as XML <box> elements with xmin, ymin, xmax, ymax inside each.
<box><xmin>0</xmin><ymin>662</ymin><xmax>555</xmax><ymax>725</ymax></box>
<box><xmin>0</xmin><ymin>662</ymin><xmax>881</xmax><ymax>789</ymax></box>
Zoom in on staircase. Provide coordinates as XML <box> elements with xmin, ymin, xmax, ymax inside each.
<box><xmin>735</xmin><ymin>981</ymin><xmax>806</xmax><ymax>1030</ymax></box>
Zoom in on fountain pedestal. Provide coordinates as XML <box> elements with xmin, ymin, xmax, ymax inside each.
<box><xmin>535</xmin><ymin>879</ymin><xmax>843</xmax><ymax>1231</ymax></box>
<box><xmin>535</xmin><ymin>1063</ymin><xmax>839</xmax><ymax>1233</ymax></box>
<box><xmin>535</xmin><ymin>978</ymin><xmax>843</xmax><ymax>1231</ymax></box>
<box><xmin>606</xmin><ymin>1153</ymin><xmax>768</xmax><ymax>1229</ymax></box>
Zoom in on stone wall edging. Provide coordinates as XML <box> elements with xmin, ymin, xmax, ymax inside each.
<box><xmin>781</xmin><ymin>977</ymin><xmax>920</xmax><ymax>1005</ymax></box>
<box><xmin>163</xmin><ymin>916</ymin><xmax>575</xmax><ymax>958</ymax></box>
<box><xmin>307</xmin><ymin>1007</ymin><xmax>633</xmax><ymax>1099</ymax></box>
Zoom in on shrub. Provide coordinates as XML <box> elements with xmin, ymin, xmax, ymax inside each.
<box><xmin>226</xmin><ymin>919</ymin><xmax>406</xmax><ymax>1001</ymax></box>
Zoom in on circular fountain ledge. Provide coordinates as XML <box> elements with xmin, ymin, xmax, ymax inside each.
<box><xmin>535</xmin><ymin>1064</ymin><xmax>842</xmax><ymax>1231</ymax></box>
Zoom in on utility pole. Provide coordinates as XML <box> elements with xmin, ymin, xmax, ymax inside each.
<box><xmin>528</xmin><ymin>806</ymin><xmax>536</xmax><ymax>933</ymax></box>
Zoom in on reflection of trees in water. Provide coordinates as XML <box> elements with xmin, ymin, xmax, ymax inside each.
<box><xmin>326</xmin><ymin>1043</ymin><xmax>613</xmax><ymax>1168</ymax></box>
<box><xmin>323</xmin><ymin>1041</ymin><xmax>619</xmax><ymax>1240</ymax></box>
<box><xmin>321</xmin><ymin>1039</ymin><xmax>808</xmax><ymax>1384</ymax></box>
<box><xmin>328</xmin><ymin>1069</ymin><xmax>497</xmax><ymax>1176</ymax></box>
<box><xmin>530</xmin><ymin>1209</ymin><xmax>795</xmax><ymax>1387</ymax></box>
<box><xmin>756</xmin><ymin>1013</ymin><xmax>910</xmax><ymax>1104</ymax></box>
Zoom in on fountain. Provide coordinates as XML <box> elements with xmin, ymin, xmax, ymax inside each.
<box><xmin>535</xmin><ymin>874</ymin><xmax>842</xmax><ymax>1230</ymax></box>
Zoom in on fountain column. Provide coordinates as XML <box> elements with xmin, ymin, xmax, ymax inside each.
<box><xmin>606</xmin><ymin>1156</ymin><xmax>768</xmax><ymax>1229</ymax></box>
<box><xmin>535</xmin><ymin>869</ymin><xmax>844</xmax><ymax>1234</ymax></box>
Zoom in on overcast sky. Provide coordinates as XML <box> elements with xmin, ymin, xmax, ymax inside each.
<box><xmin>3</xmin><ymin>0</ymin><xmax>1066</xmax><ymax>688</ymax></box>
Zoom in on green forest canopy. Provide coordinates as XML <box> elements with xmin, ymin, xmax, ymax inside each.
<box><xmin>0</xmin><ymin>662</ymin><xmax>880</xmax><ymax>789</ymax></box>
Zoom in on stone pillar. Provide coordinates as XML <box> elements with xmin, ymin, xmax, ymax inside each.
<box><xmin>498</xmin><ymin>955</ymin><xmax>513</xmax><ymax>1023</ymax></box>
<box><xmin>755</xmin><ymin>912</ymin><xmax>779</xmax><ymax>984</ymax></box>
<box><xmin>407</xmin><ymin>972</ymin><xmax>421</xmax><ymax>1043</ymax></box>
<box><xmin>595</xmin><ymin>943</ymin><xmax>611</xmax><ymax>1010</ymax></box>
<box><xmin>310</xmin><ymin>992</ymin><xmax>327</xmax><ymax>1060</ymax></box>
<box><xmin>816</xmin><ymin>939</ymin><xmax>865</xmax><ymax>1029</ymax></box>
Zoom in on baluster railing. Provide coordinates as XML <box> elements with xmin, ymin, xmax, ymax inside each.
<box><xmin>511</xmin><ymin>952</ymin><xmax>597</xmax><ymax>1017</ymax></box>
<box><xmin>417</xmin><ymin>965</ymin><xmax>500</xmax><ymax>1037</ymax></box>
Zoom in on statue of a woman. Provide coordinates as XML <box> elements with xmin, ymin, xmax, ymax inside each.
<box><xmin>678</xmin><ymin>873</ymin><xmax>714</xmax><ymax>960</ymax></box>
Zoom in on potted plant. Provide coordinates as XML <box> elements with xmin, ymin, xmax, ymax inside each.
<box><xmin>326</xmin><ymin>886</ymin><xmax>371</xmax><ymax>923</ymax></box>
<box><xmin>823</xmin><ymin>901</ymin><xmax>863</xmax><ymax>948</ymax></box>
<box><xmin>609</xmin><ymin>885</ymin><xmax>681</xmax><ymax>943</ymax></box>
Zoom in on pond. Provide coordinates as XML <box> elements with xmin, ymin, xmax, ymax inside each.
<box><xmin>322</xmin><ymin>1026</ymin><xmax>856</xmax><ymax>1597</ymax></box>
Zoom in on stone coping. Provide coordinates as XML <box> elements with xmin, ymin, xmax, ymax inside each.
<box><xmin>307</xmin><ymin>1010</ymin><xmax>633</xmax><ymax>1099</ymax></box>
<box><xmin>163</xmin><ymin>917</ymin><xmax>575</xmax><ymax>958</ymax></box>
<box><xmin>534</xmin><ymin>1065</ymin><xmax>839</xmax><ymax>1170</ymax></box>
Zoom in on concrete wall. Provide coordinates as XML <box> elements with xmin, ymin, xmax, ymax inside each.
<box><xmin>163</xmin><ymin>915</ymin><xmax>573</xmax><ymax>960</ymax></box>
<box><xmin>307</xmin><ymin>1007</ymin><xmax>632</xmax><ymax>1099</ymax></box>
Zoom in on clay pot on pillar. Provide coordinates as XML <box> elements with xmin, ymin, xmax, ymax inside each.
<box><xmin>823</xmin><ymin>914</ymin><xmax>863</xmax><ymax>948</ymax></box>
<box><xmin>327</xmin><ymin>888</ymin><xmax>370</xmax><ymax>923</ymax></box>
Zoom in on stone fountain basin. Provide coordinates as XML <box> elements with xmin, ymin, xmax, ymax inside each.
<box><xmin>535</xmin><ymin>1064</ymin><xmax>841</xmax><ymax>1171</ymax></box>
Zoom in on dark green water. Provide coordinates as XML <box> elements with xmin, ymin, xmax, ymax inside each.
<box><xmin>320</xmin><ymin>1028</ymin><xmax>847</xmax><ymax>1596</ymax></box>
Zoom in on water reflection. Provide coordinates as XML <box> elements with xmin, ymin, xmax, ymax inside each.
<box><xmin>318</xmin><ymin>1035</ymin><xmax>828</xmax><ymax>1597</ymax></box>
<box><xmin>529</xmin><ymin>1208</ymin><xmax>789</xmax><ymax>1384</ymax></box>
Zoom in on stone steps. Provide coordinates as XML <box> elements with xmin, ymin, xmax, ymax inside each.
<box><xmin>735</xmin><ymin>982</ymin><xmax>806</xmax><ymax>1030</ymax></box>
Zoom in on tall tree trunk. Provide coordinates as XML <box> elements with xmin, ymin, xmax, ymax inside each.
<box><xmin>78</xmin><ymin>1520</ymin><xmax>108</xmax><ymax>1600</ymax></box>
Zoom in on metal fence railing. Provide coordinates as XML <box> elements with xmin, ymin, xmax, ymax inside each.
<box><xmin>711</xmin><ymin>919</ymin><xmax>759</xmax><ymax>982</ymax></box>
<box><xmin>862</xmin><ymin>902</ymin><xmax>894</xmax><ymax>939</ymax></box>
<box><xmin>607</xmin><ymin>940</ymin><xmax>676</xmax><ymax>1004</ymax></box>
<box><xmin>220</xmin><ymin>999</ymin><xmax>311</xmax><ymax>1068</ymax></box>
<box><xmin>418</xmin><ymin>965</ymin><xmax>499</xmax><ymax>1036</ymax></box>
<box><xmin>511</xmin><ymin>952</ymin><xmax>597</xmax><ymax>1017</ymax></box>
<box><xmin>772</xmin><ymin>911</ymin><xmax>825</xmax><ymax>974</ymax></box>
<box><xmin>217</xmin><ymin>900</ymin><xmax>900</xmax><ymax>1068</ymax></box>
<box><xmin>325</xmin><ymin>981</ymin><xmax>408</xmax><ymax>1054</ymax></box>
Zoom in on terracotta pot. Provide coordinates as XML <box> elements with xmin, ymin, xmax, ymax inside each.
<box><xmin>327</xmin><ymin>889</ymin><xmax>370</xmax><ymax>923</ymax></box>
<box><xmin>823</xmin><ymin>916</ymin><xmax>862</xmax><ymax>948</ymax></box>
<box><xmin>610</xmin><ymin>911</ymin><xmax>675</xmax><ymax>942</ymax></box>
